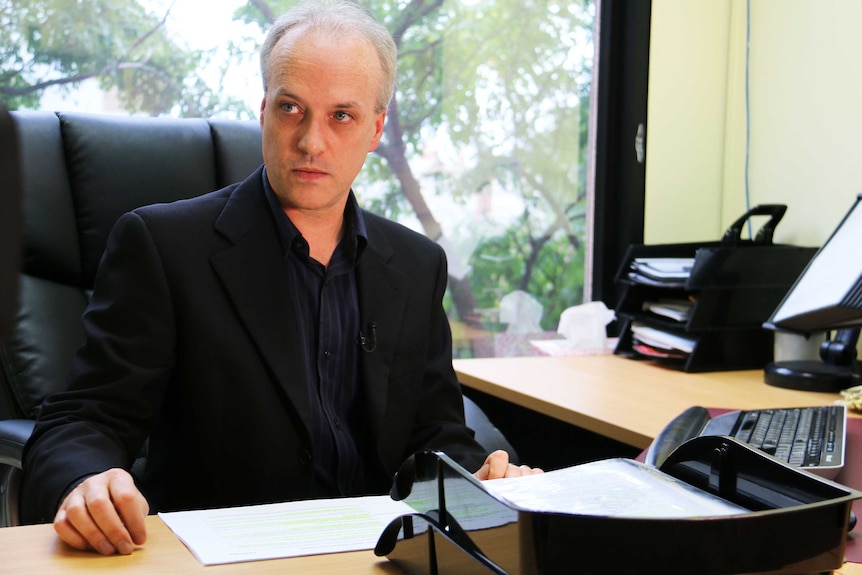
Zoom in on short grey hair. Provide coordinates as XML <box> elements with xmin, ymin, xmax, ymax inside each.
<box><xmin>260</xmin><ymin>0</ymin><xmax>397</xmax><ymax>113</ymax></box>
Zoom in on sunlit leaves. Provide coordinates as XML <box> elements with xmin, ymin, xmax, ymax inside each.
<box><xmin>0</xmin><ymin>0</ymin><xmax>246</xmax><ymax>116</ymax></box>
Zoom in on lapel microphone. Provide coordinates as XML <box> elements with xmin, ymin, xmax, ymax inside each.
<box><xmin>359</xmin><ymin>322</ymin><xmax>377</xmax><ymax>353</ymax></box>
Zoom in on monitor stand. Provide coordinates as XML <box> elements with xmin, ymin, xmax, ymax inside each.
<box><xmin>764</xmin><ymin>360</ymin><xmax>854</xmax><ymax>393</ymax></box>
<box><xmin>764</xmin><ymin>328</ymin><xmax>861</xmax><ymax>393</ymax></box>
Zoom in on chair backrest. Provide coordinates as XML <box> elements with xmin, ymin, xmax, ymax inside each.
<box><xmin>0</xmin><ymin>112</ymin><xmax>264</xmax><ymax>420</ymax></box>
<box><xmin>0</xmin><ymin>110</ymin><xmax>517</xmax><ymax>462</ymax></box>
<box><xmin>0</xmin><ymin>104</ymin><xmax>21</xmax><ymax>348</ymax></box>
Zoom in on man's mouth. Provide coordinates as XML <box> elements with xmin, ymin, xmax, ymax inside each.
<box><xmin>294</xmin><ymin>167</ymin><xmax>327</xmax><ymax>179</ymax></box>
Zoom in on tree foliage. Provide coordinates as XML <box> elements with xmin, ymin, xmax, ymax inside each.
<box><xmin>1</xmin><ymin>0</ymin><xmax>595</xmax><ymax>348</ymax></box>
<box><xmin>0</xmin><ymin>0</ymin><xmax>247</xmax><ymax>116</ymax></box>
<box><xmin>363</xmin><ymin>0</ymin><xmax>594</xmax><ymax>332</ymax></box>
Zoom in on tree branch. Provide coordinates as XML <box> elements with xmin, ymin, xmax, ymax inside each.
<box><xmin>130</xmin><ymin>2</ymin><xmax>174</xmax><ymax>53</ymax></box>
<box><xmin>249</xmin><ymin>0</ymin><xmax>276</xmax><ymax>23</ymax></box>
<box><xmin>0</xmin><ymin>72</ymin><xmax>100</xmax><ymax>97</ymax></box>
<box><xmin>0</xmin><ymin>5</ymin><xmax>183</xmax><ymax>104</ymax></box>
<box><xmin>391</xmin><ymin>0</ymin><xmax>444</xmax><ymax>45</ymax></box>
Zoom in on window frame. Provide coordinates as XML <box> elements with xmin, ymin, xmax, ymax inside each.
<box><xmin>589</xmin><ymin>0</ymin><xmax>651</xmax><ymax>324</ymax></box>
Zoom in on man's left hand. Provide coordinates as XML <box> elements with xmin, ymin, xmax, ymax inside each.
<box><xmin>473</xmin><ymin>450</ymin><xmax>543</xmax><ymax>480</ymax></box>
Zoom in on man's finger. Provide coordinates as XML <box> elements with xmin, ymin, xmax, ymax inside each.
<box><xmin>110</xmin><ymin>476</ymin><xmax>149</xmax><ymax>546</ymax></box>
<box><xmin>487</xmin><ymin>450</ymin><xmax>510</xmax><ymax>479</ymax></box>
<box><xmin>53</xmin><ymin>507</ymin><xmax>96</xmax><ymax>552</ymax></box>
<box><xmin>85</xmin><ymin>473</ymin><xmax>140</xmax><ymax>555</ymax></box>
<box><xmin>60</xmin><ymin>494</ymin><xmax>118</xmax><ymax>555</ymax></box>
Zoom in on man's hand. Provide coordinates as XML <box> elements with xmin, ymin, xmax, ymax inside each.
<box><xmin>53</xmin><ymin>468</ymin><xmax>149</xmax><ymax>555</ymax></box>
<box><xmin>473</xmin><ymin>450</ymin><xmax>544</xmax><ymax>480</ymax></box>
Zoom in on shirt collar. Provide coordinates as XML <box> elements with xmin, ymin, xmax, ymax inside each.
<box><xmin>262</xmin><ymin>167</ymin><xmax>367</xmax><ymax>263</ymax></box>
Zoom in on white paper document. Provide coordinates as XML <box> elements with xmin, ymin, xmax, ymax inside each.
<box><xmin>642</xmin><ymin>298</ymin><xmax>694</xmax><ymax>322</ymax></box>
<box><xmin>631</xmin><ymin>322</ymin><xmax>697</xmax><ymax>353</ymax></box>
<box><xmin>482</xmin><ymin>458</ymin><xmax>749</xmax><ymax>519</ymax></box>
<box><xmin>160</xmin><ymin>459</ymin><xmax>749</xmax><ymax>566</ymax></box>
<box><xmin>159</xmin><ymin>495</ymin><xmax>412</xmax><ymax>565</ymax></box>
<box><xmin>529</xmin><ymin>337</ymin><xmax>616</xmax><ymax>356</ymax></box>
<box><xmin>631</xmin><ymin>257</ymin><xmax>694</xmax><ymax>280</ymax></box>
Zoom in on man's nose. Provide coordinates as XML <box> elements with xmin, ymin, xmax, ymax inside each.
<box><xmin>297</xmin><ymin>117</ymin><xmax>325</xmax><ymax>156</ymax></box>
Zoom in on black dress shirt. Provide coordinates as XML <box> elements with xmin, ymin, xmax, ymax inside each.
<box><xmin>263</xmin><ymin>170</ymin><xmax>368</xmax><ymax>496</ymax></box>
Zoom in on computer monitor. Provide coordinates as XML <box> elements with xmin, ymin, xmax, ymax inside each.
<box><xmin>763</xmin><ymin>194</ymin><xmax>862</xmax><ymax>392</ymax></box>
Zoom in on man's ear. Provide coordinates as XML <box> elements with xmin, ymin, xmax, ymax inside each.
<box><xmin>368</xmin><ymin>110</ymin><xmax>387</xmax><ymax>152</ymax></box>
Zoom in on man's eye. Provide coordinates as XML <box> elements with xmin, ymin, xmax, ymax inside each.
<box><xmin>281</xmin><ymin>103</ymin><xmax>300</xmax><ymax>113</ymax></box>
<box><xmin>334</xmin><ymin>111</ymin><xmax>353</xmax><ymax>122</ymax></box>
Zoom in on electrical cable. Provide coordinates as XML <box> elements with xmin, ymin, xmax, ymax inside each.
<box><xmin>744</xmin><ymin>0</ymin><xmax>752</xmax><ymax>238</ymax></box>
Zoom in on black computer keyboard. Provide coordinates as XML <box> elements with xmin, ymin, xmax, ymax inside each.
<box><xmin>729</xmin><ymin>406</ymin><xmax>843</xmax><ymax>469</ymax></box>
<box><xmin>646</xmin><ymin>405</ymin><xmax>847</xmax><ymax>478</ymax></box>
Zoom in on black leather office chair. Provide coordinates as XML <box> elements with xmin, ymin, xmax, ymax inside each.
<box><xmin>0</xmin><ymin>111</ymin><xmax>516</xmax><ymax>527</ymax></box>
<box><xmin>0</xmin><ymin>111</ymin><xmax>264</xmax><ymax>527</ymax></box>
<box><xmin>0</xmin><ymin>103</ymin><xmax>20</xmax><ymax>349</ymax></box>
<box><xmin>0</xmin><ymin>104</ymin><xmax>23</xmax><ymax>527</ymax></box>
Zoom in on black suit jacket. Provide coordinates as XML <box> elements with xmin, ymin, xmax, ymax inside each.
<box><xmin>21</xmin><ymin>167</ymin><xmax>486</xmax><ymax>523</ymax></box>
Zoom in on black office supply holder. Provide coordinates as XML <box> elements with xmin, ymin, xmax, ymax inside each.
<box><xmin>375</xmin><ymin>443</ymin><xmax>861</xmax><ymax>575</ymax></box>
<box><xmin>613</xmin><ymin>205</ymin><xmax>818</xmax><ymax>372</ymax></box>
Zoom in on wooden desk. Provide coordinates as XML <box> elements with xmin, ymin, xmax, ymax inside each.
<box><xmin>454</xmin><ymin>354</ymin><xmax>862</xmax><ymax>573</ymax></box>
<box><xmin>3</xmin><ymin>515</ymin><xmax>862</xmax><ymax>575</ymax></box>
<box><xmin>454</xmin><ymin>354</ymin><xmax>846</xmax><ymax>449</ymax></box>
<box><xmin>2</xmin><ymin>355</ymin><xmax>859</xmax><ymax>573</ymax></box>
<box><xmin>0</xmin><ymin>515</ymin><xmax>400</xmax><ymax>574</ymax></box>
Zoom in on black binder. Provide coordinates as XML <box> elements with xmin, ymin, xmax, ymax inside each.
<box><xmin>375</xmin><ymin>437</ymin><xmax>861</xmax><ymax>575</ymax></box>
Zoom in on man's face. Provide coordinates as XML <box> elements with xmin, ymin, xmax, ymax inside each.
<box><xmin>260</xmin><ymin>27</ymin><xmax>386</xmax><ymax>214</ymax></box>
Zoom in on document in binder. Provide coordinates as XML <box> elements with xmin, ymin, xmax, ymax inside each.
<box><xmin>376</xmin><ymin>438</ymin><xmax>861</xmax><ymax>575</ymax></box>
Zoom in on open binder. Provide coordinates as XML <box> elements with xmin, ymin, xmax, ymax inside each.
<box><xmin>375</xmin><ymin>437</ymin><xmax>861</xmax><ymax>575</ymax></box>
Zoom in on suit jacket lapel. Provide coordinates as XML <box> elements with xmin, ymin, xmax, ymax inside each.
<box><xmin>209</xmin><ymin>168</ymin><xmax>313</xmax><ymax>434</ymax></box>
<box><xmin>208</xmin><ymin>181</ymin><xmax>410</xmax><ymax>450</ymax></box>
<box><xmin>357</xmin><ymin>213</ymin><xmax>409</xmax><ymax>447</ymax></box>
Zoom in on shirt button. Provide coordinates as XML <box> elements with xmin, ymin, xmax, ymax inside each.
<box><xmin>297</xmin><ymin>449</ymin><xmax>312</xmax><ymax>466</ymax></box>
<box><xmin>334</xmin><ymin>418</ymin><xmax>342</xmax><ymax>430</ymax></box>
<box><xmin>323</xmin><ymin>350</ymin><xmax>332</xmax><ymax>360</ymax></box>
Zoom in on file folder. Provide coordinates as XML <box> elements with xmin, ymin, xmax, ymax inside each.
<box><xmin>375</xmin><ymin>437</ymin><xmax>861</xmax><ymax>575</ymax></box>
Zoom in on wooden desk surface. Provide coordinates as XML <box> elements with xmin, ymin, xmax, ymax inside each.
<box><xmin>0</xmin><ymin>515</ymin><xmax>401</xmax><ymax>574</ymax></box>
<box><xmin>454</xmin><ymin>354</ymin><xmax>846</xmax><ymax>449</ymax></box>
<box><xmin>3</xmin><ymin>515</ymin><xmax>862</xmax><ymax>574</ymax></box>
<box><xmin>2</xmin><ymin>354</ymin><xmax>858</xmax><ymax>573</ymax></box>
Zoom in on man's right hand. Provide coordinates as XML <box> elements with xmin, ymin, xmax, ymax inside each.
<box><xmin>53</xmin><ymin>468</ymin><xmax>149</xmax><ymax>555</ymax></box>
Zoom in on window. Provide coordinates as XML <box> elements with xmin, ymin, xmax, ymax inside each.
<box><xmin>1</xmin><ymin>0</ymin><xmax>649</xmax><ymax>358</ymax></box>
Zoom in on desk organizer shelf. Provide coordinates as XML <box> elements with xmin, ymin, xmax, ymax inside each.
<box><xmin>613</xmin><ymin>205</ymin><xmax>817</xmax><ymax>372</ymax></box>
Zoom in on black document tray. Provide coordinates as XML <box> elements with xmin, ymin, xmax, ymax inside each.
<box><xmin>375</xmin><ymin>437</ymin><xmax>862</xmax><ymax>575</ymax></box>
<box><xmin>611</xmin><ymin>204</ymin><xmax>818</xmax><ymax>372</ymax></box>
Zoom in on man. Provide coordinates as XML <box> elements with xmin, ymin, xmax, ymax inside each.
<box><xmin>20</xmin><ymin>0</ymin><xmax>539</xmax><ymax>557</ymax></box>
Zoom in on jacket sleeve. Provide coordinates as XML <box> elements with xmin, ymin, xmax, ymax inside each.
<box><xmin>20</xmin><ymin>212</ymin><xmax>175</xmax><ymax>524</ymax></box>
<box><xmin>406</xmin><ymin>242</ymin><xmax>487</xmax><ymax>471</ymax></box>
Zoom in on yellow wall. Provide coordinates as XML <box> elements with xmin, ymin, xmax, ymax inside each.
<box><xmin>646</xmin><ymin>0</ymin><xmax>862</xmax><ymax>248</ymax></box>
